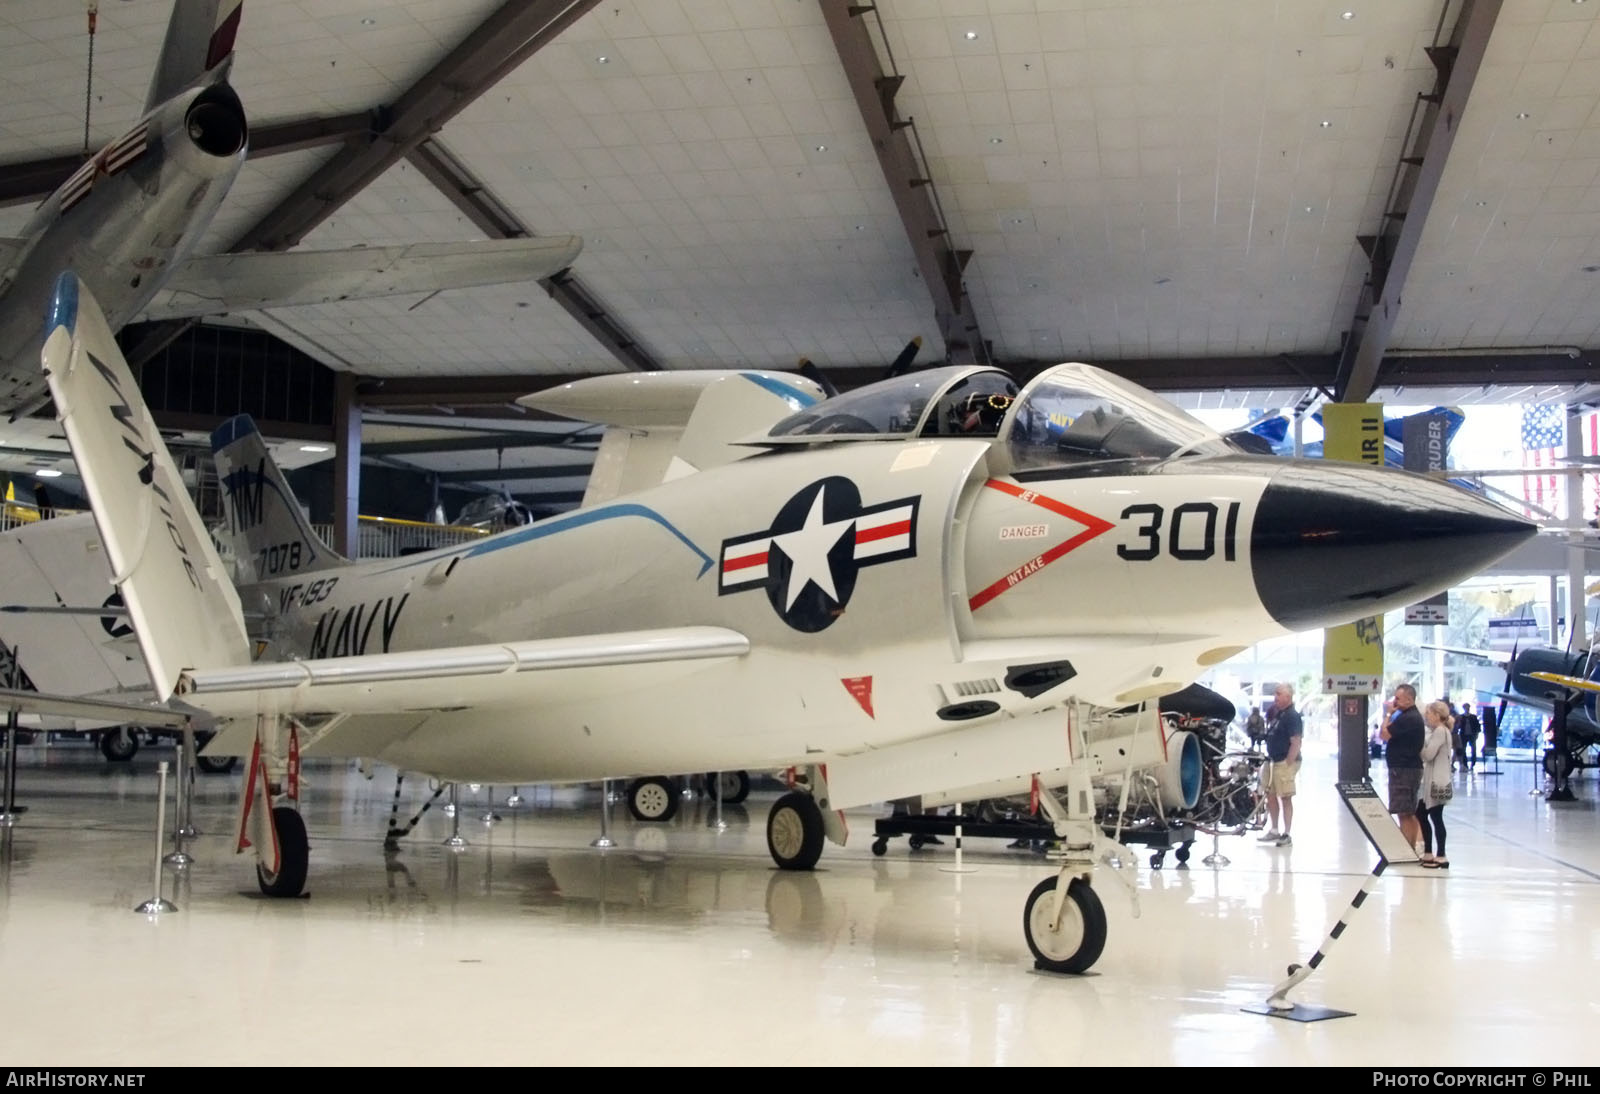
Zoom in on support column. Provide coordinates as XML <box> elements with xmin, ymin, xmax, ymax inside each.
<box><xmin>333</xmin><ymin>372</ymin><xmax>361</xmax><ymax>559</ymax></box>
<box><xmin>1566</xmin><ymin>404</ymin><xmax>1589</xmax><ymax>652</ymax></box>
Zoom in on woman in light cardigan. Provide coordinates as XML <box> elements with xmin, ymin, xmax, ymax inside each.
<box><xmin>1416</xmin><ymin>701</ymin><xmax>1455</xmax><ymax>869</ymax></box>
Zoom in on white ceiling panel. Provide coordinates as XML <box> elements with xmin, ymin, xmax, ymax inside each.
<box><xmin>879</xmin><ymin>0</ymin><xmax>1443</xmax><ymax>365</ymax></box>
<box><xmin>1392</xmin><ymin>0</ymin><xmax>1600</xmax><ymax>351</ymax></box>
<box><xmin>434</xmin><ymin>0</ymin><xmax>947</xmax><ymax>373</ymax></box>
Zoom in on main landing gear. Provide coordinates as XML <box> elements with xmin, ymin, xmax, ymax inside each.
<box><xmin>763</xmin><ymin>766</ymin><xmax>846</xmax><ymax>872</ymax></box>
<box><xmin>241</xmin><ymin>715</ymin><xmax>309</xmax><ymax>898</ymax></box>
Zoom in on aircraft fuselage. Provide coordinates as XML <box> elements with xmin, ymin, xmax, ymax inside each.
<box><xmin>235</xmin><ymin>438</ymin><xmax>1526</xmax><ymax>785</ymax></box>
<box><xmin>0</xmin><ymin>82</ymin><xmax>245</xmax><ymax>414</ymax></box>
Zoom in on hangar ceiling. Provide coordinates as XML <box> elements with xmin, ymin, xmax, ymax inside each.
<box><xmin>3</xmin><ymin>0</ymin><xmax>1600</xmax><ymax>510</ymax></box>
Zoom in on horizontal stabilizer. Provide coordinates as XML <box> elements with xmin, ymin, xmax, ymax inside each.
<box><xmin>142</xmin><ymin>237</ymin><xmax>584</xmax><ymax>320</ymax></box>
<box><xmin>1421</xmin><ymin>643</ymin><xmax>1512</xmax><ymax>666</ymax></box>
<box><xmin>0</xmin><ymin>512</ymin><xmax>149</xmax><ymax>697</ymax></box>
<box><xmin>177</xmin><ymin>626</ymin><xmax>749</xmax><ymax>719</ymax></box>
<box><xmin>0</xmin><ymin>686</ymin><xmax>192</xmax><ymax>728</ymax></box>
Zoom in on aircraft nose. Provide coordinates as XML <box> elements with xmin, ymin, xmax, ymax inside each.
<box><xmin>1252</xmin><ymin>461</ymin><xmax>1536</xmax><ymax>631</ymax></box>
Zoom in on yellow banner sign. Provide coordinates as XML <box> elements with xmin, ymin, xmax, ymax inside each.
<box><xmin>1322</xmin><ymin>402</ymin><xmax>1384</xmax><ymax>693</ymax></box>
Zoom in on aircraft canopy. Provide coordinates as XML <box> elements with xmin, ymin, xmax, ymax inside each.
<box><xmin>1003</xmin><ymin>363</ymin><xmax>1233</xmax><ymax>471</ymax></box>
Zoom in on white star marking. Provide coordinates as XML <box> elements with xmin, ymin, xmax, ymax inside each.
<box><xmin>771</xmin><ymin>487</ymin><xmax>855</xmax><ymax>612</ymax></box>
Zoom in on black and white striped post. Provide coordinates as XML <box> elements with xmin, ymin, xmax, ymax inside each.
<box><xmin>1261</xmin><ymin>859</ymin><xmax>1387</xmax><ymax>1015</ymax></box>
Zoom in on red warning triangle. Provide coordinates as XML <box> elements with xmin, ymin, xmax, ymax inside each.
<box><xmin>842</xmin><ymin>676</ymin><xmax>874</xmax><ymax>718</ymax></box>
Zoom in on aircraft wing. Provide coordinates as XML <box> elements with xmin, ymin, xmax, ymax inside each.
<box><xmin>1527</xmin><ymin>671</ymin><xmax>1600</xmax><ymax>696</ymax></box>
<box><xmin>175</xmin><ymin>626</ymin><xmax>750</xmax><ymax>721</ymax></box>
<box><xmin>139</xmin><ymin>237</ymin><xmax>583</xmax><ymax>320</ymax></box>
<box><xmin>1422</xmin><ymin>643</ymin><xmax>1512</xmax><ymax>666</ymax></box>
<box><xmin>0</xmin><ymin>687</ymin><xmax>194</xmax><ymax>728</ymax></box>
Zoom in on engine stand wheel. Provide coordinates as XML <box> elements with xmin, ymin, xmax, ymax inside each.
<box><xmin>99</xmin><ymin>727</ymin><xmax>138</xmax><ymax>762</ymax></box>
<box><xmin>626</xmin><ymin>776</ymin><xmax>680</xmax><ymax>822</ymax></box>
<box><xmin>256</xmin><ymin>806</ymin><xmax>309</xmax><ymax>898</ymax></box>
<box><xmin>766</xmin><ymin>790</ymin><xmax>824</xmax><ymax>871</ymax></box>
<box><xmin>705</xmin><ymin>769</ymin><xmax>751</xmax><ymax>805</ymax></box>
<box><xmin>1023</xmin><ymin>875</ymin><xmax>1107</xmax><ymax>975</ymax></box>
<box><xmin>1174</xmin><ymin>844</ymin><xmax>1191</xmax><ymax>865</ymax></box>
<box><xmin>871</xmin><ymin>837</ymin><xmax>888</xmax><ymax>857</ymax></box>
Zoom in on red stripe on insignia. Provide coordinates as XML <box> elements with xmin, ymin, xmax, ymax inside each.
<box><xmin>206</xmin><ymin>3</ymin><xmax>243</xmax><ymax>69</ymax></box>
<box><xmin>854</xmin><ymin>519</ymin><xmax>910</xmax><ymax>545</ymax></box>
<box><xmin>723</xmin><ymin>551</ymin><xmax>768</xmax><ymax>572</ymax></box>
<box><xmin>967</xmin><ymin>480</ymin><xmax>1115</xmax><ymax>612</ymax></box>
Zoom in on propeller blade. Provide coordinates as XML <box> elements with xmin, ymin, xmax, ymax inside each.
<box><xmin>884</xmin><ymin>336</ymin><xmax>923</xmax><ymax>379</ymax></box>
<box><xmin>795</xmin><ymin>357</ymin><xmax>839</xmax><ymax>399</ymax></box>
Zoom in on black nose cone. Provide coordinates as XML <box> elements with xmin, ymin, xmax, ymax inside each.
<box><xmin>1253</xmin><ymin>462</ymin><xmax>1536</xmax><ymax>632</ymax></box>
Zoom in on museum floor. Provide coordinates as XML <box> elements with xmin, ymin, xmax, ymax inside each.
<box><xmin>0</xmin><ymin>741</ymin><xmax>1594</xmax><ymax>1067</ymax></box>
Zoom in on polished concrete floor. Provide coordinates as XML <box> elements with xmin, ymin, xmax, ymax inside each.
<box><xmin>0</xmin><ymin>739</ymin><xmax>1595</xmax><ymax>1066</ymax></box>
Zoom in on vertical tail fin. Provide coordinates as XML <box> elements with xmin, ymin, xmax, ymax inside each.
<box><xmin>211</xmin><ymin>415</ymin><xmax>349</xmax><ymax>584</ymax></box>
<box><xmin>41</xmin><ymin>272</ymin><xmax>251</xmax><ymax>700</ymax></box>
<box><xmin>146</xmin><ymin>0</ymin><xmax>243</xmax><ymax>112</ymax></box>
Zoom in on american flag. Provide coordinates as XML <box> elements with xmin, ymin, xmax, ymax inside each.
<box><xmin>1520</xmin><ymin>404</ymin><xmax>1563</xmax><ymax>517</ymax></box>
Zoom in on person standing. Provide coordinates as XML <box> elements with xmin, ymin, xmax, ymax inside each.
<box><xmin>1256</xmin><ymin>683</ymin><xmax>1303</xmax><ymax>847</ymax></box>
<box><xmin>1457</xmin><ymin>702</ymin><xmax>1482</xmax><ymax>772</ymax></box>
<box><xmin>1417</xmin><ymin>701</ymin><xmax>1455</xmax><ymax>868</ymax></box>
<box><xmin>1381</xmin><ymin>683</ymin><xmax>1426</xmax><ymax>854</ymax></box>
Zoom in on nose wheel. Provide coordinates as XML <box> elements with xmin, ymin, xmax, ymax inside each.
<box><xmin>1022</xmin><ymin>875</ymin><xmax>1106</xmax><ymax>974</ymax></box>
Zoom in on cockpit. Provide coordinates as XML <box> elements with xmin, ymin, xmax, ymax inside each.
<box><xmin>758</xmin><ymin>362</ymin><xmax>1232</xmax><ymax>469</ymax></box>
<box><xmin>1002</xmin><ymin>364</ymin><xmax>1233</xmax><ymax>471</ymax></box>
<box><xmin>765</xmin><ymin>366</ymin><xmax>1019</xmax><ymax>441</ymax></box>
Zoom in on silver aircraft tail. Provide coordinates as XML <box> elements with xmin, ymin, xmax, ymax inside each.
<box><xmin>211</xmin><ymin>415</ymin><xmax>349</xmax><ymax>584</ymax></box>
<box><xmin>146</xmin><ymin>0</ymin><xmax>243</xmax><ymax>111</ymax></box>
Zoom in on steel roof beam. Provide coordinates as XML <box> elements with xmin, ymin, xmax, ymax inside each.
<box><xmin>364</xmin><ymin>431</ymin><xmax>596</xmax><ymax>457</ymax></box>
<box><xmin>234</xmin><ymin>0</ymin><xmax>599</xmax><ymax>253</ymax></box>
<box><xmin>0</xmin><ymin>112</ymin><xmax>376</xmax><ymax>208</ymax></box>
<box><xmin>407</xmin><ymin>139</ymin><xmax>659</xmax><ymax>372</ymax></box>
<box><xmin>432</xmin><ymin>464</ymin><xmax>593</xmax><ymax>483</ymax></box>
<box><xmin>1334</xmin><ymin>0</ymin><xmax>1504</xmax><ymax>403</ymax></box>
<box><xmin>819</xmin><ymin>0</ymin><xmax>983</xmax><ymax>364</ymax></box>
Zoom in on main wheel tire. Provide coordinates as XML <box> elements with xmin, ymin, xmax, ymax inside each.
<box><xmin>766</xmin><ymin>790</ymin><xmax>824</xmax><ymax>871</ymax></box>
<box><xmin>627</xmin><ymin>776</ymin><xmax>680</xmax><ymax>822</ymax></box>
<box><xmin>99</xmin><ymin>727</ymin><xmax>138</xmax><ymax>762</ymax></box>
<box><xmin>256</xmin><ymin>806</ymin><xmax>309</xmax><ymax>898</ymax></box>
<box><xmin>1023</xmin><ymin>876</ymin><xmax>1108</xmax><ymax>974</ymax></box>
<box><xmin>1543</xmin><ymin>750</ymin><xmax>1574</xmax><ymax>779</ymax></box>
<box><xmin>704</xmin><ymin>769</ymin><xmax>751</xmax><ymax>805</ymax></box>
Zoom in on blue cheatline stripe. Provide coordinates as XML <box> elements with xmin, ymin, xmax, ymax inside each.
<box><xmin>371</xmin><ymin>502</ymin><xmax>714</xmax><ymax>578</ymax></box>
<box><xmin>741</xmin><ymin>371</ymin><xmax>818</xmax><ymax>408</ymax></box>
<box><xmin>47</xmin><ymin>272</ymin><xmax>80</xmax><ymax>337</ymax></box>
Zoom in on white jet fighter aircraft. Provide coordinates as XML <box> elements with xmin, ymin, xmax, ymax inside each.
<box><xmin>0</xmin><ymin>0</ymin><xmax>582</xmax><ymax>416</ymax></box>
<box><xmin>40</xmin><ymin>271</ymin><xmax>1534</xmax><ymax>974</ymax></box>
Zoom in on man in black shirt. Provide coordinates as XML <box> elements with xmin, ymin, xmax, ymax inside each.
<box><xmin>1458</xmin><ymin>702</ymin><xmax>1482</xmax><ymax>771</ymax></box>
<box><xmin>1381</xmin><ymin>683</ymin><xmax>1426</xmax><ymax>852</ymax></box>
<box><xmin>1257</xmin><ymin>683</ymin><xmax>1303</xmax><ymax>847</ymax></box>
